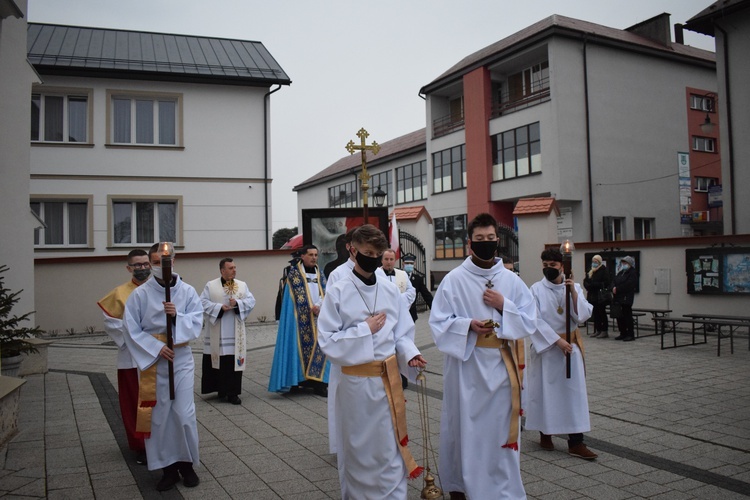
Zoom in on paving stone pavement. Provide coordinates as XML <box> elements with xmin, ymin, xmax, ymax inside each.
<box><xmin>1</xmin><ymin>313</ymin><xmax>749</xmax><ymax>499</ymax></box>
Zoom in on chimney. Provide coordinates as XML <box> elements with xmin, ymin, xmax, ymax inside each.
<box><xmin>674</xmin><ymin>23</ymin><xmax>684</xmax><ymax>44</ymax></box>
<box><xmin>625</xmin><ymin>13</ymin><xmax>672</xmax><ymax>46</ymax></box>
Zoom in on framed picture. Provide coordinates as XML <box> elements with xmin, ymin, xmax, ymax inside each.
<box><xmin>685</xmin><ymin>247</ymin><xmax>750</xmax><ymax>294</ymax></box>
<box><xmin>301</xmin><ymin>207</ymin><xmax>389</xmax><ymax>276</ymax></box>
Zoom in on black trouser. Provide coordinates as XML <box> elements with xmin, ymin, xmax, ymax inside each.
<box><xmin>201</xmin><ymin>354</ymin><xmax>242</xmax><ymax>396</ymax></box>
<box><xmin>541</xmin><ymin>432</ymin><xmax>584</xmax><ymax>445</ymax></box>
<box><xmin>592</xmin><ymin>302</ymin><xmax>608</xmax><ymax>332</ymax></box>
<box><xmin>616</xmin><ymin>304</ymin><xmax>634</xmax><ymax>337</ymax></box>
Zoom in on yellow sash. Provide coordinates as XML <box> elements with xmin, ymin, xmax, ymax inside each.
<box><xmin>558</xmin><ymin>328</ymin><xmax>584</xmax><ymax>360</ymax></box>
<box><xmin>135</xmin><ymin>333</ymin><xmax>189</xmax><ymax>438</ymax></box>
<box><xmin>475</xmin><ymin>334</ymin><xmax>522</xmax><ymax>450</ymax></box>
<box><xmin>342</xmin><ymin>355</ymin><xmax>424</xmax><ymax>479</ymax></box>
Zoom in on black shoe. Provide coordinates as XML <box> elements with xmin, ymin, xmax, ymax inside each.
<box><xmin>622</xmin><ymin>336</ymin><xmax>635</xmax><ymax>342</ymax></box>
<box><xmin>227</xmin><ymin>395</ymin><xmax>241</xmax><ymax>405</ymax></box>
<box><xmin>178</xmin><ymin>462</ymin><xmax>200</xmax><ymax>488</ymax></box>
<box><xmin>156</xmin><ymin>464</ymin><xmax>180</xmax><ymax>491</ymax></box>
<box><xmin>614</xmin><ymin>335</ymin><xmax>625</xmax><ymax>340</ymax></box>
<box><xmin>217</xmin><ymin>391</ymin><xmax>226</xmax><ymax>399</ymax></box>
<box><xmin>313</xmin><ymin>385</ymin><xmax>328</xmax><ymax>398</ymax></box>
<box><xmin>135</xmin><ymin>452</ymin><xmax>147</xmax><ymax>466</ymax></box>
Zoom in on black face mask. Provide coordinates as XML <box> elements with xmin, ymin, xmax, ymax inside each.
<box><xmin>471</xmin><ymin>240</ymin><xmax>498</xmax><ymax>261</ymax></box>
<box><xmin>355</xmin><ymin>251</ymin><xmax>382</xmax><ymax>273</ymax></box>
<box><xmin>543</xmin><ymin>267</ymin><xmax>561</xmax><ymax>282</ymax></box>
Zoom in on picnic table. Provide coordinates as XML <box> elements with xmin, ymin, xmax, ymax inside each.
<box><xmin>633</xmin><ymin>308</ymin><xmax>673</xmax><ymax>336</ymax></box>
<box><xmin>653</xmin><ymin>316</ymin><xmax>750</xmax><ymax>356</ymax></box>
<box><xmin>683</xmin><ymin>313</ymin><xmax>750</xmax><ymax>348</ymax></box>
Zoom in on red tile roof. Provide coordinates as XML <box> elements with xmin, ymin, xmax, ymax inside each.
<box><xmin>512</xmin><ymin>197</ymin><xmax>559</xmax><ymax>216</ymax></box>
<box><xmin>390</xmin><ymin>205</ymin><xmax>432</xmax><ymax>224</ymax></box>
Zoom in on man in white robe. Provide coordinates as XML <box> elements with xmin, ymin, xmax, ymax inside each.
<box><xmin>200</xmin><ymin>257</ymin><xmax>255</xmax><ymax>405</ymax></box>
<box><xmin>96</xmin><ymin>249</ymin><xmax>150</xmax><ymax>466</ymax></box>
<box><xmin>526</xmin><ymin>247</ymin><xmax>597</xmax><ymax>459</ymax></box>
<box><xmin>123</xmin><ymin>244</ymin><xmax>203</xmax><ymax>491</ymax></box>
<box><xmin>429</xmin><ymin>213</ymin><xmax>539</xmax><ymax>500</ymax></box>
<box><xmin>318</xmin><ymin>224</ymin><xmax>427</xmax><ymax>500</ymax></box>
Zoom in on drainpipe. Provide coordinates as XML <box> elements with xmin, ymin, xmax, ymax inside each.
<box><xmin>264</xmin><ymin>84</ymin><xmax>282</xmax><ymax>249</ymax></box>
<box><xmin>583</xmin><ymin>35</ymin><xmax>594</xmax><ymax>240</ymax></box>
<box><xmin>716</xmin><ymin>25</ymin><xmax>735</xmax><ymax>234</ymax></box>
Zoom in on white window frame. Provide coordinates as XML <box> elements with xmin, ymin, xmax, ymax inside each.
<box><xmin>634</xmin><ymin>218</ymin><xmax>655</xmax><ymax>240</ymax></box>
<box><xmin>603</xmin><ymin>216</ymin><xmax>626</xmax><ymax>241</ymax></box>
<box><xmin>692</xmin><ymin>136</ymin><xmax>716</xmax><ymax>153</ymax></box>
<box><xmin>694</xmin><ymin>177</ymin><xmax>719</xmax><ymax>193</ymax></box>
<box><xmin>30</xmin><ymin>197</ymin><xmax>92</xmax><ymax>248</ymax></box>
<box><xmin>31</xmin><ymin>87</ymin><xmax>93</xmax><ymax>144</ymax></box>
<box><xmin>106</xmin><ymin>90</ymin><xmax>183</xmax><ymax>147</ymax></box>
<box><xmin>690</xmin><ymin>94</ymin><xmax>714</xmax><ymax>112</ymax></box>
<box><xmin>108</xmin><ymin>196</ymin><xmax>183</xmax><ymax>247</ymax></box>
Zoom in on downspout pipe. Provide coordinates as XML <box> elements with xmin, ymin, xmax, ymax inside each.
<box><xmin>716</xmin><ymin>25</ymin><xmax>735</xmax><ymax>234</ymax></box>
<box><xmin>264</xmin><ymin>84</ymin><xmax>282</xmax><ymax>250</ymax></box>
<box><xmin>583</xmin><ymin>35</ymin><xmax>594</xmax><ymax>241</ymax></box>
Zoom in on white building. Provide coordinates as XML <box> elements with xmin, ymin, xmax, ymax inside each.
<box><xmin>0</xmin><ymin>0</ymin><xmax>39</xmax><ymax>319</ymax></box>
<box><xmin>28</xmin><ymin>23</ymin><xmax>290</xmax><ymax>257</ymax></box>
<box><xmin>295</xmin><ymin>13</ymin><xmax>718</xmax><ymax>285</ymax></box>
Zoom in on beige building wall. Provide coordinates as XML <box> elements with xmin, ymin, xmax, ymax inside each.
<box><xmin>34</xmin><ymin>251</ymin><xmax>293</xmax><ymax>333</ymax></box>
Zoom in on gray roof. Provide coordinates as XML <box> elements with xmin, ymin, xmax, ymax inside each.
<box><xmin>294</xmin><ymin>128</ymin><xmax>427</xmax><ymax>191</ymax></box>
<box><xmin>421</xmin><ymin>14</ymin><xmax>715</xmax><ymax>94</ymax></box>
<box><xmin>685</xmin><ymin>0</ymin><xmax>750</xmax><ymax>36</ymax></box>
<box><xmin>27</xmin><ymin>23</ymin><xmax>290</xmax><ymax>86</ymax></box>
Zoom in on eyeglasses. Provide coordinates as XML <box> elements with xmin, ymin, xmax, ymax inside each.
<box><xmin>128</xmin><ymin>263</ymin><xmax>151</xmax><ymax>269</ymax></box>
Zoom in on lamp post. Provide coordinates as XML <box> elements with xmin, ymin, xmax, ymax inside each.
<box><xmin>373</xmin><ymin>186</ymin><xmax>387</xmax><ymax>208</ymax></box>
<box><xmin>560</xmin><ymin>239</ymin><xmax>575</xmax><ymax>379</ymax></box>
<box><xmin>346</xmin><ymin>128</ymin><xmax>380</xmax><ymax>224</ymax></box>
<box><xmin>698</xmin><ymin>92</ymin><xmax>718</xmax><ymax>135</ymax></box>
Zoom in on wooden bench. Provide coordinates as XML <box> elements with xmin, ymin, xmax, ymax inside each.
<box><xmin>604</xmin><ymin>306</ymin><xmax>647</xmax><ymax>337</ymax></box>
<box><xmin>632</xmin><ymin>308</ymin><xmax>672</xmax><ymax>337</ymax></box>
<box><xmin>653</xmin><ymin>316</ymin><xmax>750</xmax><ymax>356</ymax></box>
<box><xmin>683</xmin><ymin>313</ymin><xmax>750</xmax><ymax>351</ymax></box>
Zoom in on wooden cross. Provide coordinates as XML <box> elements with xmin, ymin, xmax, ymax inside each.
<box><xmin>346</xmin><ymin>128</ymin><xmax>380</xmax><ymax>223</ymax></box>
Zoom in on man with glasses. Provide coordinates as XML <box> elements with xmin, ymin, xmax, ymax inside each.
<box><xmin>97</xmin><ymin>249</ymin><xmax>151</xmax><ymax>466</ymax></box>
<box><xmin>430</xmin><ymin>213</ymin><xmax>538</xmax><ymax>500</ymax></box>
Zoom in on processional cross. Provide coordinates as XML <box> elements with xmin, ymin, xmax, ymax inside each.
<box><xmin>346</xmin><ymin>128</ymin><xmax>380</xmax><ymax>224</ymax></box>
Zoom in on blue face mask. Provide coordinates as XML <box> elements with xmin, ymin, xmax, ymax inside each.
<box><xmin>404</xmin><ymin>264</ymin><xmax>414</xmax><ymax>273</ymax></box>
<box><xmin>591</xmin><ymin>262</ymin><xmax>599</xmax><ymax>269</ymax></box>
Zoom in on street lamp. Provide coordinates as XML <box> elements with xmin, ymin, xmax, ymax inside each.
<box><xmin>698</xmin><ymin>92</ymin><xmax>718</xmax><ymax>135</ymax></box>
<box><xmin>373</xmin><ymin>186</ymin><xmax>387</xmax><ymax>207</ymax></box>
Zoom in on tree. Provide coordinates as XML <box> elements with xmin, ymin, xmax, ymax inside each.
<box><xmin>0</xmin><ymin>265</ymin><xmax>42</xmax><ymax>357</ymax></box>
<box><xmin>272</xmin><ymin>227</ymin><xmax>298</xmax><ymax>249</ymax></box>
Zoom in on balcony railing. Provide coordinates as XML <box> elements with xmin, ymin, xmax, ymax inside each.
<box><xmin>491</xmin><ymin>77</ymin><xmax>551</xmax><ymax>118</ymax></box>
<box><xmin>432</xmin><ymin>113</ymin><xmax>465</xmax><ymax>138</ymax></box>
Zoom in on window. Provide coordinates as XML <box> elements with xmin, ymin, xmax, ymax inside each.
<box><xmin>370</xmin><ymin>170</ymin><xmax>392</xmax><ymax>207</ymax></box>
<box><xmin>30</xmin><ymin>199</ymin><xmax>90</xmax><ymax>247</ymax></box>
<box><xmin>492</xmin><ymin>122</ymin><xmax>541</xmax><ymax>180</ymax></box>
<box><xmin>634</xmin><ymin>218</ymin><xmax>655</xmax><ymax>240</ymax></box>
<box><xmin>112</xmin><ymin>200</ymin><xmax>178</xmax><ymax>245</ymax></box>
<box><xmin>109</xmin><ymin>91</ymin><xmax>181</xmax><ymax>146</ymax></box>
<box><xmin>435</xmin><ymin>214</ymin><xmax>467</xmax><ymax>259</ymax></box>
<box><xmin>396</xmin><ymin>160</ymin><xmax>427</xmax><ymax>204</ymax></box>
<box><xmin>508</xmin><ymin>61</ymin><xmax>549</xmax><ymax>102</ymax></box>
<box><xmin>432</xmin><ymin>144</ymin><xmax>466</xmax><ymax>193</ymax></box>
<box><xmin>692</xmin><ymin>136</ymin><xmax>716</xmax><ymax>153</ymax></box>
<box><xmin>329</xmin><ymin>180</ymin><xmax>358</xmax><ymax>208</ymax></box>
<box><xmin>31</xmin><ymin>91</ymin><xmax>90</xmax><ymax>143</ymax></box>
<box><xmin>695</xmin><ymin>177</ymin><xmax>719</xmax><ymax>192</ymax></box>
<box><xmin>603</xmin><ymin>216</ymin><xmax>625</xmax><ymax>241</ymax></box>
<box><xmin>690</xmin><ymin>94</ymin><xmax>714</xmax><ymax>112</ymax></box>
<box><xmin>449</xmin><ymin>97</ymin><xmax>464</xmax><ymax>123</ymax></box>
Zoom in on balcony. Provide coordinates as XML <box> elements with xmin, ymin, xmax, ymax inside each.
<box><xmin>432</xmin><ymin>112</ymin><xmax>465</xmax><ymax>139</ymax></box>
<box><xmin>491</xmin><ymin>76</ymin><xmax>551</xmax><ymax>118</ymax></box>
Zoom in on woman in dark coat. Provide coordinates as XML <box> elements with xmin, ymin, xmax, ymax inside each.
<box><xmin>583</xmin><ymin>254</ymin><xmax>611</xmax><ymax>338</ymax></box>
<box><xmin>612</xmin><ymin>256</ymin><xmax>638</xmax><ymax>342</ymax></box>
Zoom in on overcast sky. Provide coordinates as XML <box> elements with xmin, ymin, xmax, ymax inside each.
<box><xmin>28</xmin><ymin>0</ymin><xmax>716</xmax><ymax>232</ymax></box>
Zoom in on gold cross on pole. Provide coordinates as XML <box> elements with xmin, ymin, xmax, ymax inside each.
<box><xmin>346</xmin><ymin>128</ymin><xmax>380</xmax><ymax>224</ymax></box>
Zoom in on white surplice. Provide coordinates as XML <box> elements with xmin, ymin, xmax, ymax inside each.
<box><xmin>525</xmin><ymin>279</ymin><xmax>593</xmax><ymax>435</ymax></box>
<box><xmin>200</xmin><ymin>278</ymin><xmax>255</xmax><ymax>364</ymax></box>
<box><xmin>429</xmin><ymin>257</ymin><xmax>538</xmax><ymax>500</ymax></box>
<box><xmin>325</xmin><ymin>258</ymin><xmax>355</xmax><ymax>289</ymax></box>
<box><xmin>318</xmin><ymin>274</ymin><xmax>419</xmax><ymax>500</ymax></box>
<box><xmin>123</xmin><ymin>275</ymin><xmax>203</xmax><ymax>471</ymax></box>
